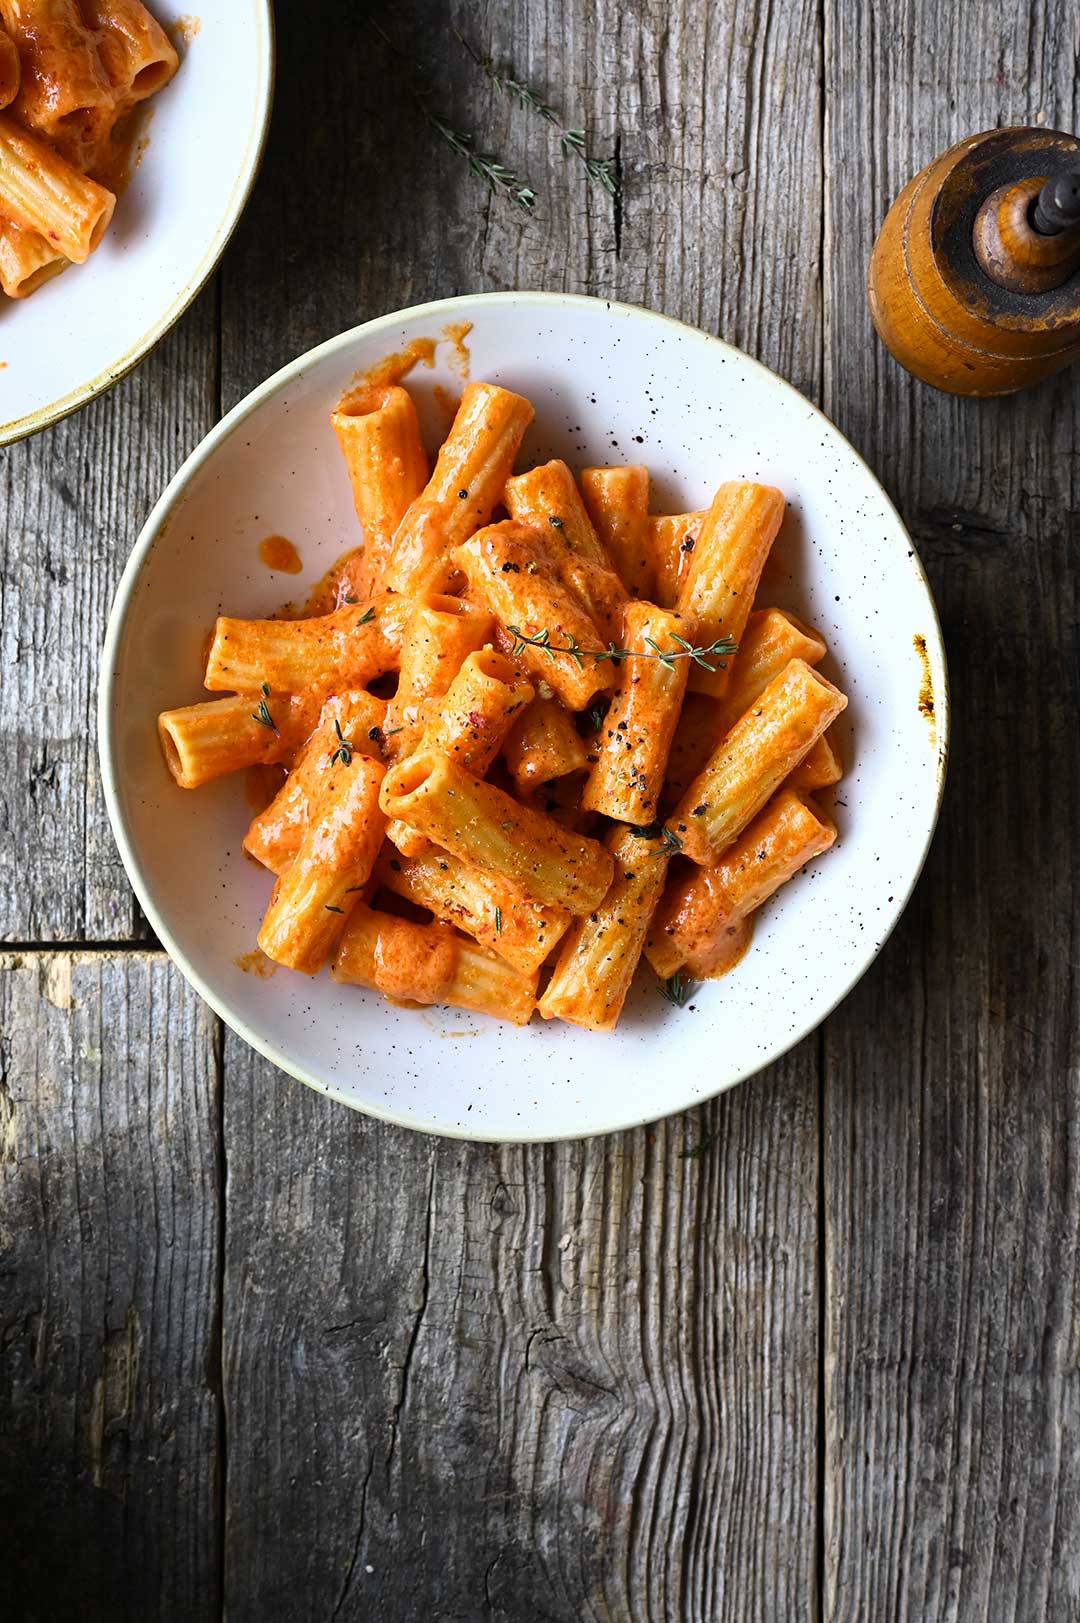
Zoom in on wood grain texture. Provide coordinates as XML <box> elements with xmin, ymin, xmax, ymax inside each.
<box><xmin>823</xmin><ymin>3</ymin><xmax>1080</xmax><ymax>1618</ymax></box>
<box><xmin>0</xmin><ymin>951</ymin><xmax>223</xmax><ymax>1622</ymax></box>
<box><xmin>6</xmin><ymin>1</ymin><xmax>1079</xmax><ymax>1618</ymax></box>
<box><xmin>0</xmin><ymin>288</ymin><xmax>219</xmax><ymax>946</ymax></box>
<box><xmin>222</xmin><ymin>1033</ymin><xmax>819</xmax><ymax>1623</ymax></box>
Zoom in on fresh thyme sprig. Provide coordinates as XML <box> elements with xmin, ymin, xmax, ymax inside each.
<box><xmin>507</xmin><ymin>625</ymin><xmax>738</xmax><ymax>673</ymax></box>
<box><xmin>630</xmin><ymin>822</ymin><xmax>684</xmax><ymax>856</ymax></box>
<box><xmin>659</xmin><ymin>970</ymin><xmax>696</xmax><ymax>1007</ymax></box>
<box><xmin>329</xmin><ymin>719</ymin><xmax>353</xmax><ymax>767</ymax></box>
<box><xmin>369</xmin><ymin>18</ymin><xmax>536</xmax><ymax>210</ymax></box>
<box><xmin>419</xmin><ymin>103</ymin><xmax>537</xmax><ymax>210</ymax></box>
<box><xmin>251</xmin><ymin>682</ymin><xmax>277</xmax><ymax>734</ymax></box>
<box><xmin>356</xmin><ymin>606</ymin><xmax>376</xmax><ymax>627</ymax></box>
<box><xmin>453</xmin><ymin>28</ymin><xmax>618</xmax><ymax>198</ymax></box>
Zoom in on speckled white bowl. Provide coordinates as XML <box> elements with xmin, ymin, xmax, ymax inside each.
<box><xmin>0</xmin><ymin>1</ymin><xmax>273</xmax><ymax>444</ymax></box>
<box><xmin>99</xmin><ymin>292</ymin><xmax>948</xmax><ymax>1141</ymax></box>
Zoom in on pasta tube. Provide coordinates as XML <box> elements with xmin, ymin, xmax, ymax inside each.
<box><xmin>504</xmin><ymin>459</ymin><xmax>628</xmax><ymax>638</ymax></box>
<box><xmin>0</xmin><ymin>26</ymin><xmax>19</xmax><ymax>109</ymax></box>
<box><xmin>537</xmin><ymin>825</ymin><xmax>670</xmax><ymax>1031</ymax></box>
<box><xmin>581</xmin><ymin>600</ymin><xmax>691</xmax><ymax>824</ymax></box>
<box><xmin>384</xmin><ymin>646</ymin><xmax>534</xmax><ymax>856</ymax></box>
<box><xmin>80</xmin><ymin>0</ymin><xmax>179</xmax><ymax>114</ymax></box>
<box><xmin>658</xmin><ymin>692</ymin><xmax>724</xmax><ymax>814</ymax></box>
<box><xmin>258</xmin><ymin>754</ymin><xmax>386</xmax><ymax>973</ymax></box>
<box><xmin>645</xmin><ymin>789</ymin><xmax>837</xmax><ymax>979</ymax></box>
<box><xmin>649</xmin><ymin>511</ymin><xmax>707</xmax><ymax>609</ymax></box>
<box><xmin>203</xmin><ymin>596</ymin><xmax>409</xmax><ymax>694</ymax></box>
<box><xmin>454</xmin><ymin>522</ymin><xmax>613</xmax><ymax>710</ymax></box>
<box><xmin>243</xmin><ymin>689</ymin><xmax>387</xmax><ymax>874</ymax></box>
<box><xmin>330</xmin><ymin>383</ymin><xmax>429</xmax><ymax>596</ymax></box>
<box><xmin>379</xmin><ymin>751</ymin><xmax>614</xmax><ymax>915</ymax></box>
<box><xmin>376</xmin><ymin>846</ymin><xmax>570</xmax><ymax>977</ymax></box>
<box><xmin>0</xmin><ymin>112</ymin><xmax>114</xmax><ymax>261</ymax></box>
<box><xmin>382</xmin><ymin>382</ymin><xmax>534</xmax><ymax>595</ymax></box>
<box><xmin>714</xmin><ymin>607</ymin><xmax>827</xmax><ymax>734</ymax></box>
<box><xmin>676</xmin><ymin>481</ymin><xmax>785</xmax><ymax>697</ymax></box>
<box><xmin>670</xmin><ymin>659</ymin><xmax>847</xmax><ymax>864</ymax></box>
<box><xmin>158</xmin><ymin>690</ymin><xmax>324</xmax><ymax>789</ymax></box>
<box><xmin>0</xmin><ymin>214</ymin><xmax>65</xmax><ymax>296</ymax></box>
<box><xmin>788</xmin><ymin>731</ymin><xmax>842</xmax><ymax>792</ymax></box>
<box><xmin>580</xmin><ymin>465</ymin><xmax>653</xmax><ymax>599</ymax></box>
<box><xmin>333</xmin><ymin>905</ymin><xmax>537</xmax><ymax>1026</ymax></box>
<box><xmin>503</xmin><ymin>696</ymin><xmax>587</xmax><ymax>792</ymax></box>
<box><xmin>1</xmin><ymin>1</ymin><xmax>113</xmax><ymax>160</ymax></box>
<box><xmin>385</xmin><ymin>594</ymin><xmax>492</xmax><ymax>757</ymax></box>
<box><xmin>410</xmin><ymin>645</ymin><xmax>533</xmax><ymax>771</ymax></box>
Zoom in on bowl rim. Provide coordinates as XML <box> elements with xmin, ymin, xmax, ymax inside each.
<box><xmin>0</xmin><ymin>0</ymin><xmax>276</xmax><ymax>447</ymax></box>
<box><xmin>98</xmin><ymin>289</ymin><xmax>951</xmax><ymax>1143</ymax></box>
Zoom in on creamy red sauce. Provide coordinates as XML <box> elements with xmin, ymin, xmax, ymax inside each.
<box><xmin>259</xmin><ymin>534</ymin><xmax>303</xmax><ymax>574</ymax></box>
<box><xmin>441</xmin><ymin>320</ymin><xmax>473</xmax><ymax>375</ymax></box>
<box><xmin>171</xmin><ymin>14</ymin><xmax>202</xmax><ymax>48</ymax></box>
<box><xmin>693</xmin><ymin>913</ymin><xmax>753</xmax><ymax>978</ymax></box>
<box><xmin>432</xmin><ymin>384</ymin><xmax>462</xmax><ymax>432</ymax></box>
<box><xmin>337</xmin><ymin>338</ymin><xmax>437</xmax><ymax>415</ymax></box>
<box><xmin>303</xmin><ymin>546</ymin><xmax>367</xmax><ymax>616</ymax></box>
<box><xmin>90</xmin><ymin>107</ymin><xmax>153</xmax><ymax>195</ymax></box>
<box><xmin>244</xmin><ymin>763</ymin><xmax>285</xmax><ymax>812</ymax></box>
<box><xmin>234</xmin><ymin>949</ymin><xmax>277</xmax><ymax>978</ymax></box>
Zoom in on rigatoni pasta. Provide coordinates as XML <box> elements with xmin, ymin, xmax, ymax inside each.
<box><xmin>538</xmin><ymin>825</ymin><xmax>670</xmax><ymax>1031</ymax></box>
<box><xmin>0</xmin><ymin>27</ymin><xmax>20</xmax><ymax>110</ymax></box>
<box><xmin>82</xmin><ymin>0</ymin><xmax>179</xmax><ymax>116</ymax></box>
<box><xmin>379</xmin><ymin>751</ymin><xmax>615</xmax><ymax>915</ymax></box>
<box><xmin>376</xmin><ymin>846</ymin><xmax>570</xmax><ymax>977</ymax></box>
<box><xmin>333</xmin><ymin>904</ymin><xmax>537</xmax><ymax>1026</ymax></box>
<box><xmin>382</xmin><ymin>382</ymin><xmax>534</xmax><ymax>595</ymax></box>
<box><xmin>0</xmin><ymin>1</ymin><xmax>177</xmax><ymax>296</ymax></box>
<box><xmin>581</xmin><ymin>464</ymin><xmax>653</xmax><ymax>599</ymax></box>
<box><xmin>503</xmin><ymin>696</ymin><xmax>588</xmax><ymax>792</ymax></box>
<box><xmin>385</xmin><ymin>594</ymin><xmax>493</xmax><ymax>757</ymax></box>
<box><xmin>454</xmin><ymin>521</ymin><xmax>614</xmax><ymax>710</ymax></box>
<box><xmin>158</xmin><ymin>369</ymin><xmax>850</xmax><ymax>1030</ymax></box>
<box><xmin>670</xmin><ymin>659</ymin><xmax>847</xmax><ymax>865</ymax></box>
<box><xmin>580</xmin><ymin>599</ymin><xmax>692</xmax><ymax>825</ymax></box>
<box><xmin>0</xmin><ymin>112</ymin><xmax>114</xmax><ymax>260</ymax></box>
<box><xmin>258</xmin><ymin>754</ymin><xmax>386</xmax><ymax>974</ymax></box>
<box><xmin>330</xmin><ymin>384</ymin><xmax>429</xmax><ymax>596</ymax></box>
<box><xmin>676</xmin><ymin>482</ymin><xmax>786</xmax><ymax>697</ymax></box>
<box><xmin>645</xmin><ymin>789</ymin><xmax>837</xmax><ymax>980</ymax></box>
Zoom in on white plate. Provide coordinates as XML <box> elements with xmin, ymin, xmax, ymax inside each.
<box><xmin>0</xmin><ymin>2</ymin><xmax>273</xmax><ymax>444</ymax></box>
<box><xmin>99</xmin><ymin>292</ymin><xmax>949</xmax><ymax>1142</ymax></box>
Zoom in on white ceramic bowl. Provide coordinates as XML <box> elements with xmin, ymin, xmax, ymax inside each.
<box><xmin>99</xmin><ymin>293</ymin><xmax>948</xmax><ymax>1141</ymax></box>
<box><xmin>0</xmin><ymin>2</ymin><xmax>273</xmax><ymax>444</ymax></box>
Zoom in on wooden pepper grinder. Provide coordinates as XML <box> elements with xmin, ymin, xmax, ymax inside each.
<box><xmin>868</xmin><ymin>127</ymin><xmax>1080</xmax><ymax>395</ymax></box>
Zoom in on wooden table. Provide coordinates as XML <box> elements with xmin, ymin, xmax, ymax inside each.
<box><xmin>2</xmin><ymin>3</ymin><xmax>1077</xmax><ymax>1618</ymax></box>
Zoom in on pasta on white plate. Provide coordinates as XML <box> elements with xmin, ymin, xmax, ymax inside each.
<box><xmin>159</xmin><ymin>371</ymin><xmax>849</xmax><ymax>1032</ymax></box>
<box><xmin>0</xmin><ymin>0</ymin><xmax>178</xmax><ymax>299</ymax></box>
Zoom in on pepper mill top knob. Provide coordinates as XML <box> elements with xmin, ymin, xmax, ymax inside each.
<box><xmin>868</xmin><ymin>127</ymin><xmax>1080</xmax><ymax>396</ymax></box>
<box><xmin>1033</xmin><ymin>167</ymin><xmax>1080</xmax><ymax>234</ymax></box>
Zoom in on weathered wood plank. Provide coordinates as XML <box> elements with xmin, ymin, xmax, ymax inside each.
<box><xmin>0</xmin><ymin>951</ymin><xmax>223</xmax><ymax>1621</ymax></box>
<box><xmin>822</xmin><ymin>3</ymin><xmax>1080</xmax><ymax>1617</ymax></box>
<box><xmin>0</xmin><ymin>287</ymin><xmax>219</xmax><ymax>945</ymax></box>
<box><xmin>223</xmin><ymin>1036</ymin><xmax>820</xmax><ymax>1623</ymax></box>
